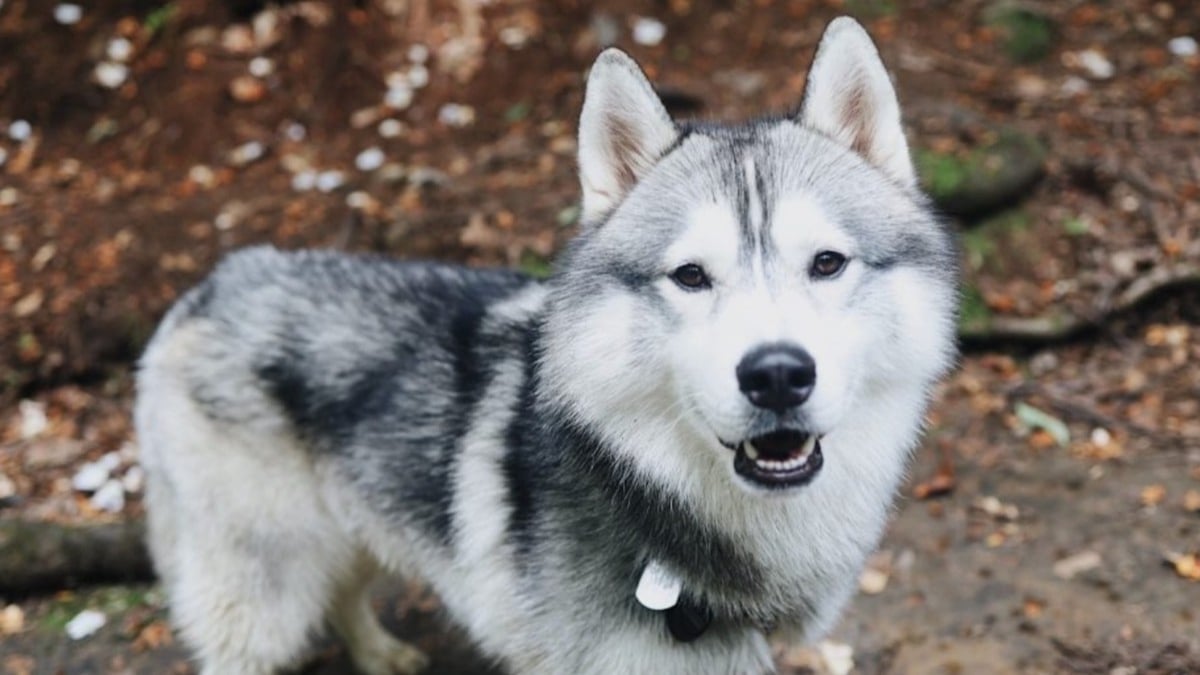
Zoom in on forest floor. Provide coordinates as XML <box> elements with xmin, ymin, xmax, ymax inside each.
<box><xmin>1</xmin><ymin>0</ymin><xmax>1198</xmax><ymax>673</ymax></box>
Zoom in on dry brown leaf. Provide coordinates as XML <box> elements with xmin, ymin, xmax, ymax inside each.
<box><xmin>133</xmin><ymin>620</ymin><xmax>173</xmax><ymax>652</ymax></box>
<box><xmin>913</xmin><ymin>469</ymin><xmax>955</xmax><ymax>500</ymax></box>
<box><xmin>1164</xmin><ymin>552</ymin><xmax>1200</xmax><ymax>582</ymax></box>
<box><xmin>1141</xmin><ymin>484</ymin><xmax>1167</xmax><ymax>507</ymax></box>
<box><xmin>1184</xmin><ymin>490</ymin><xmax>1200</xmax><ymax>514</ymax></box>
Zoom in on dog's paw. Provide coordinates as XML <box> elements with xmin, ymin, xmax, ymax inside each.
<box><xmin>352</xmin><ymin>639</ymin><xmax>430</xmax><ymax>675</ymax></box>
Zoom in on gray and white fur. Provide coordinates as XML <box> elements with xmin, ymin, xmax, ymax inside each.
<box><xmin>137</xmin><ymin>17</ymin><xmax>957</xmax><ymax>675</ymax></box>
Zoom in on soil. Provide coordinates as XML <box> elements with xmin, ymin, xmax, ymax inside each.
<box><xmin>1</xmin><ymin>0</ymin><xmax>1199</xmax><ymax>673</ymax></box>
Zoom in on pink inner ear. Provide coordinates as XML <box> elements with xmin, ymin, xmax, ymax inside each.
<box><xmin>605</xmin><ymin>116</ymin><xmax>645</xmax><ymax>194</ymax></box>
<box><xmin>837</xmin><ymin>77</ymin><xmax>877</xmax><ymax>160</ymax></box>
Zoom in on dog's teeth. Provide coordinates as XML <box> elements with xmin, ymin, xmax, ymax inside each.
<box><xmin>743</xmin><ymin>442</ymin><xmax>759</xmax><ymax>460</ymax></box>
<box><xmin>800</xmin><ymin>435</ymin><xmax>817</xmax><ymax>458</ymax></box>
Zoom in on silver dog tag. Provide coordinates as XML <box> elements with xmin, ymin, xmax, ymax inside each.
<box><xmin>636</xmin><ymin>559</ymin><xmax>682</xmax><ymax>610</ymax></box>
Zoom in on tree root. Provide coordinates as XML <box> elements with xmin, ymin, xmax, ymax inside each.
<box><xmin>960</xmin><ymin>264</ymin><xmax>1200</xmax><ymax>347</ymax></box>
<box><xmin>0</xmin><ymin>518</ymin><xmax>153</xmax><ymax>596</ymax></box>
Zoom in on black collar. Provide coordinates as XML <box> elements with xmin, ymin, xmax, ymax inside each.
<box><xmin>663</xmin><ymin>596</ymin><xmax>713</xmax><ymax>642</ymax></box>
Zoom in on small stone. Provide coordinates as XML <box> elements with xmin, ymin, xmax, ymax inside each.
<box><xmin>1053</xmin><ymin>550</ymin><xmax>1101</xmax><ymax>580</ymax></box>
<box><xmin>94</xmin><ymin>62</ymin><xmax>129</xmax><ymax>89</ymax></box>
<box><xmin>0</xmin><ymin>147</ymin><xmax>7</xmax><ymax>168</ymax></box>
<box><xmin>228</xmin><ymin>140</ymin><xmax>266</xmax><ymax>167</ymax></box>
<box><xmin>406</xmin><ymin>64</ymin><xmax>429</xmax><ymax>89</ymax></box>
<box><xmin>248</xmin><ymin>56</ymin><xmax>274</xmax><ymax>78</ymax></box>
<box><xmin>65</xmin><ymin>609</ymin><xmax>106</xmax><ymax>640</ymax></box>
<box><xmin>858</xmin><ymin>568</ymin><xmax>888</xmax><ymax>594</ymax></box>
<box><xmin>221</xmin><ymin>25</ymin><xmax>255</xmax><ymax>54</ymax></box>
<box><xmin>8</xmin><ymin>119</ymin><xmax>32</xmax><ymax>142</ymax></box>
<box><xmin>279</xmin><ymin>153</ymin><xmax>310</xmax><ymax>174</ymax></box>
<box><xmin>229</xmin><ymin>75</ymin><xmax>266</xmax><ymax>103</ymax></box>
<box><xmin>632</xmin><ymin>17</ymin><xmax>666</xmax><ymax>46</ymax></box>
<box><xmin>407</xmin><ymin>43</ymin><xmax>429</xmax><ymax>64</ymax></box>
<box><xmin>346</xmin><ymin>191</ymin><xmax>378</xmax><ymax>211</ymax></box>
<box><xmin>354</xmin><ymin>147</ymin><xmax>385</xmax><ymax>172</ymax></box>
<box><xmin>1060</xmin><ymin>76</ymin><xmax>1089</xmax><ymax>96</ymax></box>
<box><xmin>18</xmin><ymin>399</ymin><xmax>47</xmax><ymax>439</ymax></box>
<box><xmin>97</xmin><ymin>452</ymin><xmax>121</xmax><ymax>473</ymax></box>
<box><xmin>0</xmin><ymin>604</ymin><xmax>24</xmax><ymax>635</ymax></box>
<box><xmin>438</xmin><ymin>103</ymin><xmax>475</xmax><ymax>128</ymax></box>
<box><xmin>283</xmin><ymin>122</ymin><xmax>306</xmax><ymax>142</ymax></box>
<box><xmin>499</xmin><ymin>26</ymin><xmax>528</xmax><ymax>48</ymax></box>
<box><xmin>91</xmin><ymin>479</ymin><xmax>126</xmax><ymax>513</ymax></box>
<box><xmin>377</xmin><ymin>163</ymin><xmax>407</xmax><ymax>184</ymax></box>
<box><xmin>0</xmin><ymin>187</ymin><xmax>18</xmax><ymax>207</ymax></box>
<box><xmin>188</xmin><ymin>164</ymin><xmax>216</xmax><ymax>188</ymax></box>
<box><xmin>1168</xmin><ymin>36</ymin><xmax>1198</xmax><ymax>58</ymax></box>
<box><xmin>122</xmin><ymin>465</ymin><xmax>145</xmax><ymax>494</ymax></box>
<box><xmin>817</xmin><ymin>640</ymin><xmax>855</xmax><ymax>675</ymax></box>
<box><xmin>378</xmin><ymin>118</ymin><xmax>404</xmax><ymax>139</ymax></box>
<box><xmin>291</xmin><ymin>170</ymin><xmax>317</xmax><ymax>191</ymax></box>
<box><xmin>1090</xmin><ymin>427</ymin><xmax>1112</xmax><ymax>448</ymax></box>
<box><xmin>384</xmin><ymin>84</ymin><xmax>414</xmax><ymax>110</ymax></box>
<box><xmin>13</xmin><ymin>290</ymin><xmax>42</xmax><ymax>317</ymax></box>
<box><xmin>1074</xmin><ymin>49</ymin><xmax>1114</xmax><ymax>79</ymax></box>
<box><xmin>0</xmin><ymin>473</ymin><xmax>16</xmax><ymax>502</ymax></box>
<box><xmin>53</xmin><ymin>3</ymin><xmax>82</xmax><ymax>25</ymax></box>
<box><xmin>315</xmin><ymin>170</ymin><xmax>346</xmax><ymax>192</ymax></box>
<box><xmin>106</xmin><ymin>37</ymin><xmax>133</xmax><ymax>62</ymax></box>
<box><xmin>72</xmin><ymin>461</ymin><xmax>111</xmax><ymax>492</ymax></box>
<box><xmin>350</xmin><ymin>106</ymin><xmax>385</xmax><ymax>129</ymax></box>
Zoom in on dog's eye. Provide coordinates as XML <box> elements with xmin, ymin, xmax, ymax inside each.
<box><xmin>810</xmin><ymin>251</ymin><xmax>847</xmax><ymax>279</ymax></box>
<box><xmin>670</xmin><ymin>263</ymin><xmax>711</xmax><ymax>290</ymax></box>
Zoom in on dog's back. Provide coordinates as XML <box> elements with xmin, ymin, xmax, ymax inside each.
<box><xmin>136</xmin><ymin>246</ymin><xmax>537</xmax><ymax>675</ymax></box>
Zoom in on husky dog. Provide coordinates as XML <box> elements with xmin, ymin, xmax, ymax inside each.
<box><xmin>136</xmin><ymin>17</ymin><xmax>956</xmax><ymax>675</ymax></box>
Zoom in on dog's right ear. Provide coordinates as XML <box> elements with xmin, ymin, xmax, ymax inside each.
<box><xmin>578</xmin><ymin>49</ymin><xmax>678</xmax><ymax>224</ymax></box>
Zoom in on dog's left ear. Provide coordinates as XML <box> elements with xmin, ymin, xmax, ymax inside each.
<box><xmin>578</xmin><ymin>49</ymin><xmax>678</xmax><ymax>224</ymax></box>
<box><xmin>798</xmin><ymin>17</ymin><xmax>916</xmax><ymax>189</ymax></box>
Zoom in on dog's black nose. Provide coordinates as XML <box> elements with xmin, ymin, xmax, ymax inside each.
<box><xmin>736</xmin><ymin>344</ymin><xmax>816</xmax><ymax>411</ymax></box>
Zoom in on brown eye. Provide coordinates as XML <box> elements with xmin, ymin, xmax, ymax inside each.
<box><xmin>670</xmin><ymin>263</ymin><xmax>711</xmax><ymax>290</ymax></box>
<box><xmin>810</xmin><ymin>251</ymin><xmax>847</xmax><ymax>279</ymax></box>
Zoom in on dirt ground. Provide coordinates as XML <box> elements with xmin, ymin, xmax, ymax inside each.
<box><xmin>1</xmin><ymin>0</ymin><xmax>1199</xmax><ymax>673</ymax></box>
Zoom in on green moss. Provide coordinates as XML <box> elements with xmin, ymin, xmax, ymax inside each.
<box><xmin>959</xmin><ymin>285</ymin><xmax>991</xmax><ymax>333</ymax></box>
<box><xmin>144</xmin><ymin>3</ymin><xmax>177</xmax><ymax>36</ymax></box>
<box><xmin>518</xmin><ymin>249</ymin><xmax>553</xmax><ymax>279</ymax></box>
<box><xmin>984</xmin><ymin>4</ymin><xmax>1055</xmax><ymax>63</ymax></box>
<box><xmin>1062</xmin><ymin>216</ymin><xmax>1089</xmax><ymax>236</ymax></box>
<box><xmin>845</xmin><ymin>0</ymin><xmax>896</xmax><ymax>20</ymax></box>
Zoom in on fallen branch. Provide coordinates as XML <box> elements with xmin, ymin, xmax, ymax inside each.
<box><xmin>0</xmin><ymin>519</ymin><xmax>153</xmax><ymax>596</ymax></box>
<box><xmin>960</xmin><ymin>264</ymin><xmax>1200</xmax><ymax>347</ymax></box>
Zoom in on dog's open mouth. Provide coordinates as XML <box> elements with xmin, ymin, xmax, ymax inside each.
<box><xmin>728</xmin><ymin>430</ymin><xmax>823</xmax><ymax>489</ymax></box>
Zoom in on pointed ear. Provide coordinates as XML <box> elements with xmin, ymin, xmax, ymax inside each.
<box><xmin>798</xmin><ymin>17</ymin><xmax>916</xmax><ymax>189</ymax></box>
<box><xmin>578</xmin><ymin>49</ymin><xmax>678</xmax><ymax>224</ymax></box>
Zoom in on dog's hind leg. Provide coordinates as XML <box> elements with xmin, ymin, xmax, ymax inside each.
<box><xmin>139</xmin><ymin>367</ymin><xmax>351</xmax><ymax>673</ymax></box>
<box><xmin>330</xmin><ymin>560</ymin><xmax>429</xmax><ymax>675</ymax></box>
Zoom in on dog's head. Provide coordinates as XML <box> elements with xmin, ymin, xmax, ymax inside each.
<box><xmin>542</xmin><ymin>18</ymin><xmax>957</xmax><ymax>495</ymax></box>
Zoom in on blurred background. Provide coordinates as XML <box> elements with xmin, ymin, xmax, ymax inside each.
<box><xmin>1</xmin><ymin>0</ymin><xmax>1198</xmax><ymax>673</ymax></box>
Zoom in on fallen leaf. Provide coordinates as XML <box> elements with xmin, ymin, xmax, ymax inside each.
<box><xmin>1163</xmin><ymin>551</ymin><xmax>1200</xmax><ymax>581</ymax></box>
<box><xmin>1141</xmin><ymin>484</ymin><xmax>1167</xmax><ymax>507</ymax></box>
<box><xmin>133</xmin><ymin>620</ymin><xmax>173</xmax><ymax>652</ymax></box>
<box><xmin>1015</xmin><ymin>402</ymin><xmax>1070</xmax><ymax>447</ymax></box>
<box><xmin>1184</xmin><ymin>490</ymin><xmax>1200</xmax><ymax>513</ymax></box>
<box><xmin>913</xmin><ymin>444</ymin><xmax>956</xmax><ymax>500</ymax></box>
<box><xmin>1023</xmin><ymin>597</ymin><xmax>1045</xmax><ymax>619</ymax></box>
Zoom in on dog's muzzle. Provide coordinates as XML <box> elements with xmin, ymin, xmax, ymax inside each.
<box><xmin>723</xmin><ymin>429</ymin><xmax>824</xmax><ymax>489</ymax></box>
